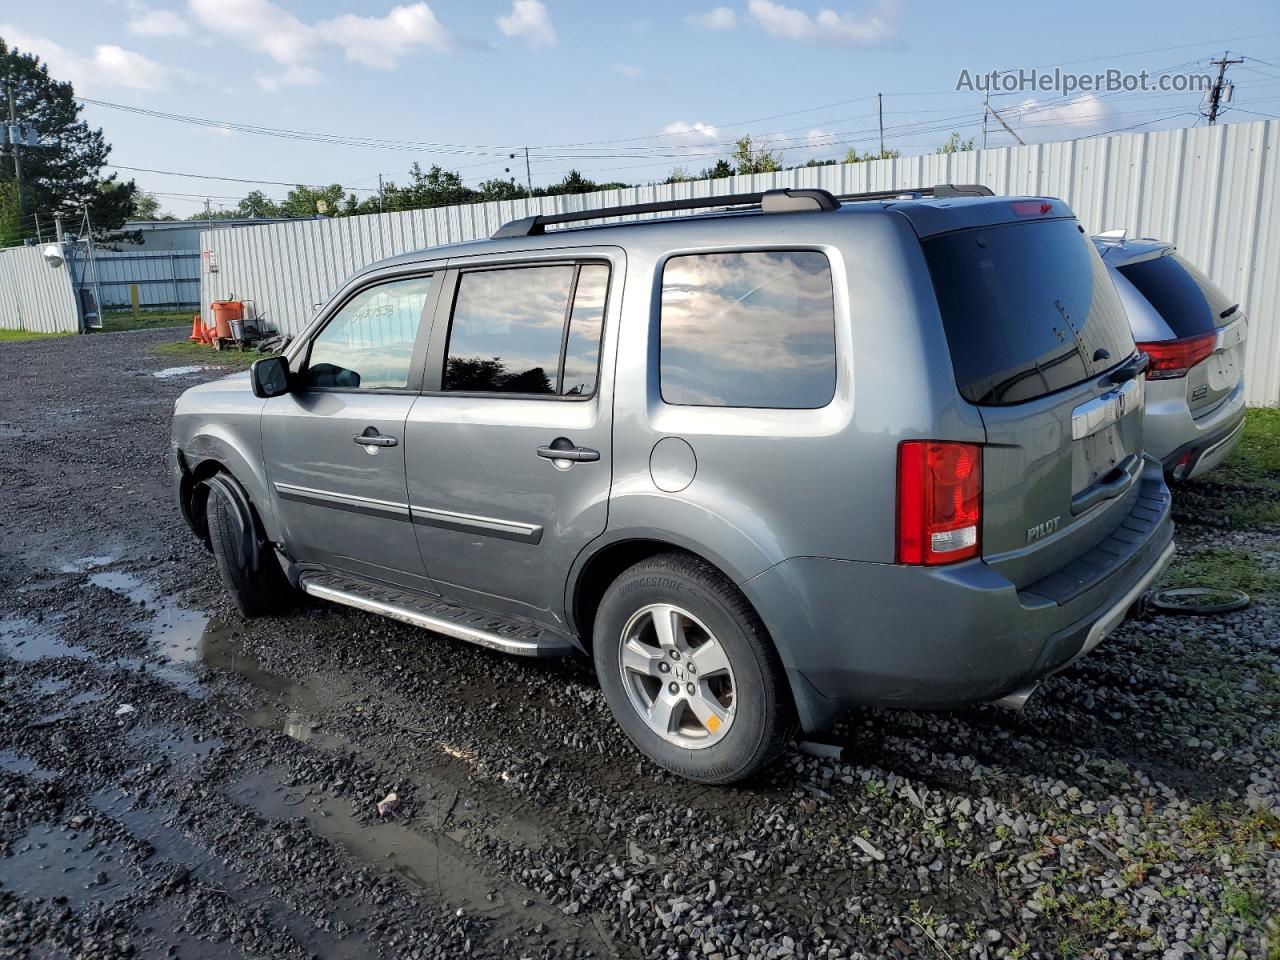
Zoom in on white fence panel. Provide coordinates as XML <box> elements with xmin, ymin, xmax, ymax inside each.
<box><xmin>0</xmin><ymin>244</ymin><xmax>80</xmax><ymax>333</ymax></box>
<box><xmin>202</xmin><ymin>120</ymin><xmax>1280</xmax><ymax>404</ymax></box>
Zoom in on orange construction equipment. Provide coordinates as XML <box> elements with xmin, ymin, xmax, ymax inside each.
<box><xmin>187</xmin><ymin>314</ymin><xmax>203</xmax><ymax>342</ymax></box>
<box><xmin>210</xmin><ymin>299</ymin><xmax>243</xmax><ymax>340</ymax></box>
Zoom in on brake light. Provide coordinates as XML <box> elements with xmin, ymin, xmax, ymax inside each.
<box><xmin>897</xmin><ymin>441</ymin><xmax>982</xmax><ymax>565</ymax></box>
<box><xmin>1011</xmin><ymin>200</ymin><xmax>1053</xmax><ymax>216</ymax></box>
<box><xmin>1137</xmin><ymin>332</ymin><xmax>1216</xmax><ymax>379</ymax></box>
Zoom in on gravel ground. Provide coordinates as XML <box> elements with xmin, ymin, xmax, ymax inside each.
<box><xmin>0</xmin><ymin>328</ymin><xmax>1276</xmax><ymax>960</ymax></box>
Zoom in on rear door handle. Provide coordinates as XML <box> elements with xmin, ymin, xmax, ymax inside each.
<box><xmin>537</xmin><ymin>444</ymin><xmax>600</xmax><ymax>463</ymax></box>
<box><xmin>354</xmin><ymin>434</ymin><xmax>398</xmax><ymax>447</ymax></box>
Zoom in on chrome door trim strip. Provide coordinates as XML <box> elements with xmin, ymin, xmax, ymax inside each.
<box><xmin>300</xmin><ymin>579</ymin><xmax>546</xmax><ymax>656</ymax></box>
<box><xmin>273</xmin><ymin>482</ymin><xmax>411</xmax><ymax>521</ymax></box>
<box><xmin>1071</xmin><ymin>376</ymin><xmax>1143</xmax><ymax>441</ymax></box>
<box><xmin>409</xmin><ymin>504</ymin><xmax>543</xmax><ymax>544</ymax></box>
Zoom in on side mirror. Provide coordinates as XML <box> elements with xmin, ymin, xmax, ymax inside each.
<box><xmin>250</xmin><ymin>355</ymin><xmax>291</xmax><ymax>399</ymax></box>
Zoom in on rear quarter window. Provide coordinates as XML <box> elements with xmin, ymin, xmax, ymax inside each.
<box><xmin>1116</xmin><ymin>253</ymin><xmax>1235</xmax><ymax>338</ymax></box>
<box><xmin>659</xmin><ymin>250</ymin><xmax>836</xmax><ymax>409</ymax></box>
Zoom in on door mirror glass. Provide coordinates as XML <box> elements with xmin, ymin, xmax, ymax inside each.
<box><xmin>251</xmin><ymin>355</ymin><xmax>290</xmax><ymax>398</ymax></box>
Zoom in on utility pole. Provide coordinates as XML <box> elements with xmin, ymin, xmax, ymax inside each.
<box><xmin>34</xmin><ymin>212</ymin><xmax>42</xmax><ymax>243</ymax></box>
<box><xmin>1206</xmin><ymin>51</ymin><xmax>1243</xmax><ymax>125</ymax></box>
<box><xmin>3</xmin><ymin>76</ymin><xmax>22</xmax><ymax>212</ymax></box>
<box><xmin>877</xmin><ymin>93</ymin><xmax>884</xmax><ymax>157</ymax></box>
<box><xmin>377</xmin><ymin>172</ymin><xmax>384</xmax><ymax>214</ymax></box>
<box><xmin>982</xmin><ymin>86</ymin><xmax>990</xmax><ymax>150</ymax></box>
<box><xmin>54</xmin><ymin>216</ymin><xmax>64</xmax><ymax>243</ymax></box>
<box><xmin>524</xmin><ymin>147</ymin><xmax>533</xmax><ymax>198</ymax></box>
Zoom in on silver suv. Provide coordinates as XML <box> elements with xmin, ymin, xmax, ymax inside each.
<box><xmin>1093</xmin><ymin>233</ymin><xmax>1248</xmax><ymax>480</ymax></box>
<box><xmin>172</xmin><ymin>187</ymin><xmax>1175</xmax><ymax>783</ymax></box>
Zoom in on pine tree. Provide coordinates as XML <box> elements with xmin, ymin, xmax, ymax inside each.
<box><xmin>0</xmin><ymin>36</ymin><xmax>138</xmax><ymax>235</ymax></box>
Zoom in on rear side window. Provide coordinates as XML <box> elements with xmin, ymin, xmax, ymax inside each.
<box><xmin>660</xmin><ymin>250</ymin><xmax>836</xmax><ymax>408</ymax></box>
<box><xmin>1117</xmin><ymin>253</ymin><xmax>1235</xmax><ymax>337</ymax></box>
<box><xmin>444</xmin><ymin>263</ymin><xmax>609</xmax><ymax>396</ymax></box>
<box><xmin>924</xmin><ymin>219</ymin><xmax>1133</xmax><ymax>405</ymax></box>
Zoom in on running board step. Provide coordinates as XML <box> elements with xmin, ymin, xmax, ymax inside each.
<box><xmin>298</xmin><ymin>572</ymin><xmax>575</xmax><ymax>658</ymax></box>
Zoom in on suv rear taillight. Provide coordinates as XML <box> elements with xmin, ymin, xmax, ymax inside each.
<box><xmin>1137</xmin><ymin>333</ymin><xmax>1216</xmax><ymax>379</ymax></box>
<box><xmin>896</xmin><ymin>441</ymin><xmax>982</xmax><ymax>565</ymax></box>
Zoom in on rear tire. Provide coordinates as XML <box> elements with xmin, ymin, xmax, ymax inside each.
<box><xmin>205</xmin><ymin>480</ymin><xmax>293</xmax><ymax>617</ymax></box>
<box><xmin>592</xmin><ymin>551</ymin><xmax>795</xmax><ymax>784</ymax></box>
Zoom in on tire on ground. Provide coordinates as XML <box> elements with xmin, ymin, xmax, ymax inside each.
<box><xmin>592</xmin><ymin>551</ymin><xmax>796</xmax><ymax>784</ymax></box>
<box><xmin>205</xmin><ymin>478</ymin><xmax>293</xmax><ymax>618</ymax></box>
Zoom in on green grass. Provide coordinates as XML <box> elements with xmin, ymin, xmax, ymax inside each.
<box><xmin>1174</xmin><ymin>409</ymin><xmax>1280</xmax><ymax>529</ymax></box>
<box><xmin>100</xmin><ymin>309</ymin><xmax>197</xmax><ymax>333</ymax></box>
<box><xmin>1164</xmin><ymin>547</ymin><xmax>1280</xmax><ymax>597</ymax></box>
<box><xmin>0</xmin><ymin>328</ymin><xmax>75</xmax><ymax>342</ymax></box>
<box><xmin>149</xmin><ymin>338</ymin><xmax>268</xmax><ymax>369</ymax></box>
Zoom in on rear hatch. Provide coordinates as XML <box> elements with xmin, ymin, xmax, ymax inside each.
<box><xmin>1111</xmin><ymin>250</ymin><xmax>1246</xmax><ymax>418</ymax></box>
<box><xmin>921</xmin><ymin>206</ymin><xmax>1145</xmax><ymax>589</ymax></box>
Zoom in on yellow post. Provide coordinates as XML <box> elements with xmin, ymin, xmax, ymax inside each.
<box><xmin>130</xmin><ymin>284</ymin><xmax>140</xmax><ymax>319</ymax></box>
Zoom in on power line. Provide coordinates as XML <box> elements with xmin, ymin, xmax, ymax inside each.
<box><xmin>104</xmin><ymin>162</ymin><xmax>379</xmax><ymax>193</ymax></box>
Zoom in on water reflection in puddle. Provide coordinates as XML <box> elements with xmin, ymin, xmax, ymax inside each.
<box><xmin>59</xmin><ymin>555</ymin><xmax>117</xmax><ymax>574</ymax></box>
<box><xmin>0</xmin><ymin>616</ymin><xmax>89</xmax><ymax>661</ymax></box>
<box><xmin>151</xmin><ymin>365</ymin><xmax>213</xmax><ymax>379</ymax></box>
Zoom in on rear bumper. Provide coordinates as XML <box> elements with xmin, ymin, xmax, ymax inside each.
<box><xmin>742</xmin><ymin>461</ymin><xmax>1174</xmax><ymax>732</ymax></box>
<box><xmin>1145</xmin><ymin>376</ymin><xmax>1246</xmax><ymax>477</ymax></box>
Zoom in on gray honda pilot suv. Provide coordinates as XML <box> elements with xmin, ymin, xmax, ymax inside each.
<box><xmin>172</xmin><ymin>186</ymin><xmax>1175</xmax><ymax>783</ymax></box>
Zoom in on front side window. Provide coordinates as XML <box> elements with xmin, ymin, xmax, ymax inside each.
<box><xmin>660</xmin><ymin>250</ymin><xmax>837</xmax><ymax>408</ymax></box>
<box><xmin>443</xmin><ymin>262</ymin><xmax>610</xmax><ymax>396</ymax></box>
<box><xmin>304</xmin><ymin>275</ymin><xmax>434</xmax><ymax>390</ymax></box>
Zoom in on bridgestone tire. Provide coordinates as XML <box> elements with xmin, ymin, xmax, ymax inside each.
<box><xmin>205</xmin><ymin>481</ymin><xmax>292</xmax><ymax>618</ymax></box>
<box><xmin>593</xmin><ymin>551</ymin><xmax>796</xmax><ymax>784</ymax></box>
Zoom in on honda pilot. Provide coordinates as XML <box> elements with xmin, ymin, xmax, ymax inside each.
<box><xmin>172</xmin><ymin>186</ymin><xmax>1175</xmax><ymax>783</ymax></box>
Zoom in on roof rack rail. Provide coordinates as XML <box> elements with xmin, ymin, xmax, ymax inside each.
<box><xmin>491</xmin><ymin>188</ymin><xmax>840</xmax><ymax>239</ymax></box>
<box><xmin>836</xmin><ymin>183</ymin><xmax>995</xmax><ymax>202</ymax></box>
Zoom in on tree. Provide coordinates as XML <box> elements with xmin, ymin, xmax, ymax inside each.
<box><xmin>236</xmin><ymin>190</ymin><xmax>280</xmax><ymax>219</ymax></box>
<box><xmin>844</xmin><ymin>146</ymin><xmax>901</xmax><ymax>163</ymax></box>
<box><xmin>0</xmin><ymin>35</ymin><xmax>137</xmax><ymax>235</ymax></box>
<box><xmin>476</xmin><ymin>177</ymin><xmax>525</xmax><ymax>201</ymax></box>
<box><xmin>129</xmin><ymin>191</ymin><xmax>169</xmax><ymax>220</ymax></box>
<box><xmin>935</xmin><ymin>132</ymin><xmax>975</xmax><ymax>155</ymax></box>
<box><xmin>664</xmin><ymin>166</ymin><xmax>695</xmax><ymax>184</ymax></box>
<box><xmin>0</xmin><ymin>181</ymin><xmax>20</xmax><ymax>246</ymax></box>
<box><xmin>699</xmin><ymin>159</ymin><xmax>735</xmax><ymax>180</ymax></box>
<box><xmin>732</xmin><ymin>135</ymin><xmax>781</xmax><ymax>175</ymax></box>
<box><xmin>281</xmin><ymin>183</ymin><xmax>345</xmax><ymax>218</ymax></box>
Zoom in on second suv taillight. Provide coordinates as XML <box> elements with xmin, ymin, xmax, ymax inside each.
<box><xmin>1137</xmin><ymin>332</ymin><xmax>1216</xmax><ymax>379</ymax></box>
<box><xmin>897</xmin><ymin>441</ymin><xmax>982</xmax><ymax>565</ymax></box>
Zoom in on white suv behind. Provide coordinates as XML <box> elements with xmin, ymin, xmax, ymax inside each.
<box><xmin>1095</xmin><ymin>233</ymin><xmax>1248</xmax><ymax>481</ymax></box>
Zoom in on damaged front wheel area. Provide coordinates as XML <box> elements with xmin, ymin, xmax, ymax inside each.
<box><xmin>204</xmin><ymin>474</ymin><xmax>295</xmax><ymax>617</ymax></box>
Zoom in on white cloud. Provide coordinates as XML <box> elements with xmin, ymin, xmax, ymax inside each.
<box><xmin>688</xmin><ymin>6</ymin><xmax>737</xmax><ymax>29</ymax></box>
<box><xmin>187</xmin><ymin>0</ymin><xmax>452</xmax><ymax>89</ymax></box>
<box><xmin>496</xmin><ymin>0</ymin><xmax>556</xmax><ymax>48</ymax></box>
<box><xmin>613</xmin><ymin>62</ymin><xmax>643</xmax><ymax>78</ymax></box>
<box><xmin>805</xmin><ymin>128</ymin><xmax>842</xmax><ymax>150</ymax></box>
<box><xmin>127</xmin><ymin>6</ymin><xmax>191</xmax><ymax>37</ymax></box>
<box><xmin>747</xmin><ymin>0</ymin><xmax>897</xmax><ymax>45</ymax></box>
<box><xmin>0</xmin><ymin>25</ymin><xmax>173</xmax><ymax>91</ymax></box>
<box><xmin>662</xmin><ymin>120</ymin><xmax>721</xmax><ymax>142</ymax></box>
<box><xmin>1007</xmin><ymin>95</ymin><xmax>1115</xmax><ymax>142</ymax></box>
<box><xmin>318</xmin><ymin>4</ymin><xmax>451</xmax><ymax>68</ymax></box>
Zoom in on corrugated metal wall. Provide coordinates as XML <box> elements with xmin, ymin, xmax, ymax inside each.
<box><xmin>203</xmin><ymin>119</ymin><xmax>1280</xmax><ymax>405</ymax></box>
<box><xmin>0</xmin><ymin>244</ymin><xmax>80</xmax><ymax>333</ymax></box>
<box><xmin>92</xmin><ymin>250</ymin><xmax>201</xmax><ymax>309</ymax></box>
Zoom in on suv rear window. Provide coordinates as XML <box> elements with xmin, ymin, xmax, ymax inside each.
<box><xmin>1117</xmin><ymin>252</ymin><xmax>1235</xmax><ymax>337</ymax></box>
<box><xmin>924</xmin><ymin>219</ymin><xmax>1133</xmax><ymax>405</ymax></box>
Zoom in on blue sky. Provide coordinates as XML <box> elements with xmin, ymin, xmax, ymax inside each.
<box><xmin>3</xmin><ymin>0</ymin><xmax>1278</xmax><ymax>218</ymax></box>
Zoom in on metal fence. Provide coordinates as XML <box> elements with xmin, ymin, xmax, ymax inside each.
<box><xmin>202</xmin><ymin>119</ymin><xmax>1280</xmax><ymax>405</ymax></box>
<box><xmin>91</xmin><ymin>249</ymin><xmax>201</xmax><ymax>310</ymax></box>
<box><xmin>0</xmin><ymin>244</ymin><xmax>80</xmax><ymax>333</ymax></box>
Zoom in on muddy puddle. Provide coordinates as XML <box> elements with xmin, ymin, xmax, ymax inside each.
<box><xmin>151</xmin><ymin>366</ymin><xmax>214</xmax><ymax>379</ymax></box>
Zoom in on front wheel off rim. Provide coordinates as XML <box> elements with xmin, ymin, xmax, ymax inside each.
<box><xmin>618</xmin><ymin>603</ymin><xmax>736</xmax><ymax>749</ymax></box>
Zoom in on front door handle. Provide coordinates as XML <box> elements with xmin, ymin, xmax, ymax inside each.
<box><xmin>537</xmin><ymin>440</ymin><xmax>600</xmax><ymax>463</ymax></box>
<box><xmin>354</xmin><ymin>434</ymin><xmax>398</xmax><ymax>447</ymax></box>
